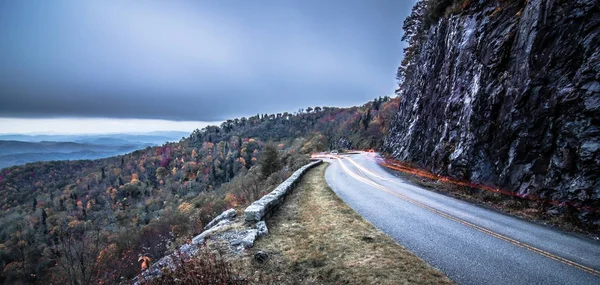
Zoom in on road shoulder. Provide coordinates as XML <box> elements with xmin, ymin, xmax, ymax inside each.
<box><xmin>241</xmin><ymin>162</ymin><xmax>453</xmax><ymax>284</ymax></box>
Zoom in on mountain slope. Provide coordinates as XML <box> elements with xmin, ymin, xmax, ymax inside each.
<box><xmin>0</xmin><ymin>98</ymin><xmax>398</xmax><ymax>284</ymax></box>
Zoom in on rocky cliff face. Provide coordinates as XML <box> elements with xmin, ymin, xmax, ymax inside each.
<box><xmin>384</xmin><ymin>0</ymin><xmax>599</xmax><ymax>220</ymax></box>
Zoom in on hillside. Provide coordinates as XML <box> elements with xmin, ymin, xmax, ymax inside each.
<box><xmin>0</xmin><ymin>97</ymin><xmax>398</xmax><ymax>284</ymax></box>
<box><xmin>384</xmin><ymin>0</ymin><xmax>599</xmax><ymax>225</ymax></box>
<box><xmin>3</xmin><ymin>1</ymin><xmax>598</xmax><ymax>283</ymax></box>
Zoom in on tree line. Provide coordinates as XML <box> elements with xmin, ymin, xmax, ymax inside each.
<box><xmin>0</xmin><ymin>96</ymin><xmax>399</xmax><ymax>284</ymax></box>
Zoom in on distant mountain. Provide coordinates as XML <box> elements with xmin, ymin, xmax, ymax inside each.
<box><xmin>0</xmin><ymin>131</ymin><xmax>189</xmax><ymax>144</ymax></box>
<box><xmin>75</xmin><ymin>137</ymin><xmax>139</xmax><ymax>146</ymax></box>
<box><xmin>0</xmin><ymin>150</ymin><xmax>119</xmax><ymax>169</ymax></box>
<box><xmin>0</xmin><ymin>131</ymin><xmax>190</xmax><ymax>169</ymax></box>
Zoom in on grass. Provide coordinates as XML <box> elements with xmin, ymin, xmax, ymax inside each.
<box><xmin>237</xmin><ymin>163</ymin><xmax>454</xmax><ymax>284</ymax></box>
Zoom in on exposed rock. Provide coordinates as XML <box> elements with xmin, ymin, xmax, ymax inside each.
<box><xmin>384</xmin><ymin>0</ymin><xmax>600</xmax><ymax>223</ymax></box>
<box><xmin>132</xmin><ymin>255</ymin><xmax>176</xmax><ymax>285</ymax></box>
<box><xmin>204</xmin><ymin>208</ymin><xmax>237</xmax><ymax>230</ymax></box>
<box><xmin>241</xmin><ymin>229</ymin><xmax>258</xmax><ymax>248</ymax></box>
<box><xmin>256</xmin><ymin>221</ymin><xmax>268</xmax><ymax>237</ymax></box>
<box><xmin>192</xmin><ymin>220</ymin><xmax>232</xmax><ymax>245</ymax></box>
<box><xmin>580</xmin><ymin>140</ymin><xmax>600</xmax><ymax>161</ymax></box>
<box><xmin>212</xmin><ymin>228</ymin><xmax>259</xmax><ymax>253</ymax></box>
<box><xmin>135</xmin><ymin>160</ymin><xmax>321</xmax><ymax>284</ymax></box>
<box><xmin>178</xmin><ymin>243</ymin><xmax>199</xmax><ymax>257</ymax></box>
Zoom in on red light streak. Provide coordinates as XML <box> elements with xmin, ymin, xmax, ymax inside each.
<box><xmin>378</xmin><ymin>157</ymin><xmax>599</xmax><ymax>214</ymax></box>
<box><xmin>329</xmin><ymin>153</ymin><xmax>600</xmax><ymax>277</ymax></box>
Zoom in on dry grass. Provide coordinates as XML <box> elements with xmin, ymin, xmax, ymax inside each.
<box><xmin>144</xmin><ymin>247</ymin><xmax>242</xmax><ymax>285</ymax></box>
<box><xmin>238</xmin><ymin>163</ymin><xmax>453</xmax><ymax>284</ymax></box>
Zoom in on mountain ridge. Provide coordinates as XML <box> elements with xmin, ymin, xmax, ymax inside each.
<box><xmin>0</xmin><ymin>132</ymin><xmax>190</xmax><ymax>169</ymax></box>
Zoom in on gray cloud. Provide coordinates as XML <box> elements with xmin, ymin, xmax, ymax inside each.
<box><xmin>0</xmin><ymin>0</ymin><xmax>416</xmax><ymax>121</ymax></box>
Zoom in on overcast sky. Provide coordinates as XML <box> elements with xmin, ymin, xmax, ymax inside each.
<box><xmin>0</xmin><ymin>0</ymin><xmax>415</xmax><ymax>134</ymax></box>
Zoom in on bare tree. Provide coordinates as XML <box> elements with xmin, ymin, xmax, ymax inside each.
<box><xmin>52</xmin><ymin>223</ymin><xmax>103</xmax><ymax>285</ymax></box>
<box><xmin>242</xmin><ymin>170</ymin><xmax>263</xmax><ymax>202</ymax></box>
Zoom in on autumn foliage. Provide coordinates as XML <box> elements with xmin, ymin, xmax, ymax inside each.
<box><xmin>0</xmin><ymin>96</ymin><xmax>399</xmax><ymax>283</ymax></box>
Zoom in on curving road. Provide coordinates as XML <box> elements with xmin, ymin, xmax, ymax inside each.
<box><xmin>323</xmin><ymin>152</ymin><xmax>600</xmax><ymax>285</ymax></box>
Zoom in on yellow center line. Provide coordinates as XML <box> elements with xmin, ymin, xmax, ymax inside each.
<box><xmin>335</xmin><ymin>157</ymin><xmax>600</xmax><ymax>277</ymax></box>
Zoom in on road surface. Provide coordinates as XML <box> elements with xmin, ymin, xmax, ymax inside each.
<box><xmin>323</xmin><ymin>152</ymin><xmax>600</xmax><ymax>285</ymax></box>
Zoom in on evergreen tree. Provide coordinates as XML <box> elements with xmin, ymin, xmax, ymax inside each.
<box><xmin>260</xmin><ymin>144</ymin><xmax>280</xmax><ymax>178</ymax></box>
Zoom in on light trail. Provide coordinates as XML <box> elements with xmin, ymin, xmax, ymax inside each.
<box><xmin>345</xmin><ymin>155</ymin><xmax>394</xmax><ymax>182</ymax></box>
<box><xmin>367</xmin><ymin>155</ymin><xmax>600</xmax><ymax>214</ymax></box>
<box><xmin>333</xmin><ymin>156</ymin><xmax>600</xmax><ymax>277</ymax></box>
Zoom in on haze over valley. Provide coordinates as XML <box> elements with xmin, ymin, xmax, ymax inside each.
<box><xmin>0</xmin><ymin>132</ymin><xmax>189</xmax><ymax>169</ymax></box>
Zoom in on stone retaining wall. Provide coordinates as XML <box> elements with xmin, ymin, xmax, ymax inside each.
<box><xmin>133</xmin><ymin>159</ymin><xmax>322</xmax><ymax>284</ymax></box>
<box><xmin>244</xmin><ymin>159</ymin><xmax>322</xmax><ymax>222</ymax></box>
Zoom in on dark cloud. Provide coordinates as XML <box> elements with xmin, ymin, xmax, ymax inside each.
<box><xmin>0</xmin><ymin>0</ymin><xmax>416</xmax><ymax>121</ymax></box>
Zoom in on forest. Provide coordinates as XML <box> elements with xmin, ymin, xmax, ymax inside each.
<box><xmin>0</xmin><ymin>96</ymin><xmax>399</xmax><ymax>284</ymax></box>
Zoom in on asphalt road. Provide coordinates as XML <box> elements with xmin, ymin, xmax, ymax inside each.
<box><xmin>323</xmin><ymin>152</ymin><xmax>600</xmax><ymax>285</ymax></box>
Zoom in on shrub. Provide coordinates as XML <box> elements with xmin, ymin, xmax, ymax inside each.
<box><xmin>259</xmin><ymin>144</ymin><xmax>281</xmax><ymax>179</ymax></box>
<box><xmin>144</xmin><ymin>248</ymin><xmax>242</xmax><ymax>285</ymax></box>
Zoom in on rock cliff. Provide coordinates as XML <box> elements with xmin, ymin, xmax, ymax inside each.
<box><xmin>384</xmin><ymin>0</ymin><xmax>599</xmax><ymax>222</ymax></box>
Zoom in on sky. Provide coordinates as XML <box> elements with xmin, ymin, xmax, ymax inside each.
<box><xmin>0</xmin><ymin>0</ymin><xmax>415</xmax><ymax>134</ymax></box>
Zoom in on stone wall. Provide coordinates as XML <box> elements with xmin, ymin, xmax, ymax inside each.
<box><xmin>133</xmin><ymin>159</ymin><xmax>322</xmax><ymax>284</ymax></box>
<box><xmin>244</xmin><ymin>159</ymin><xmax>323</xmax><ymax>222</ymax></box>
